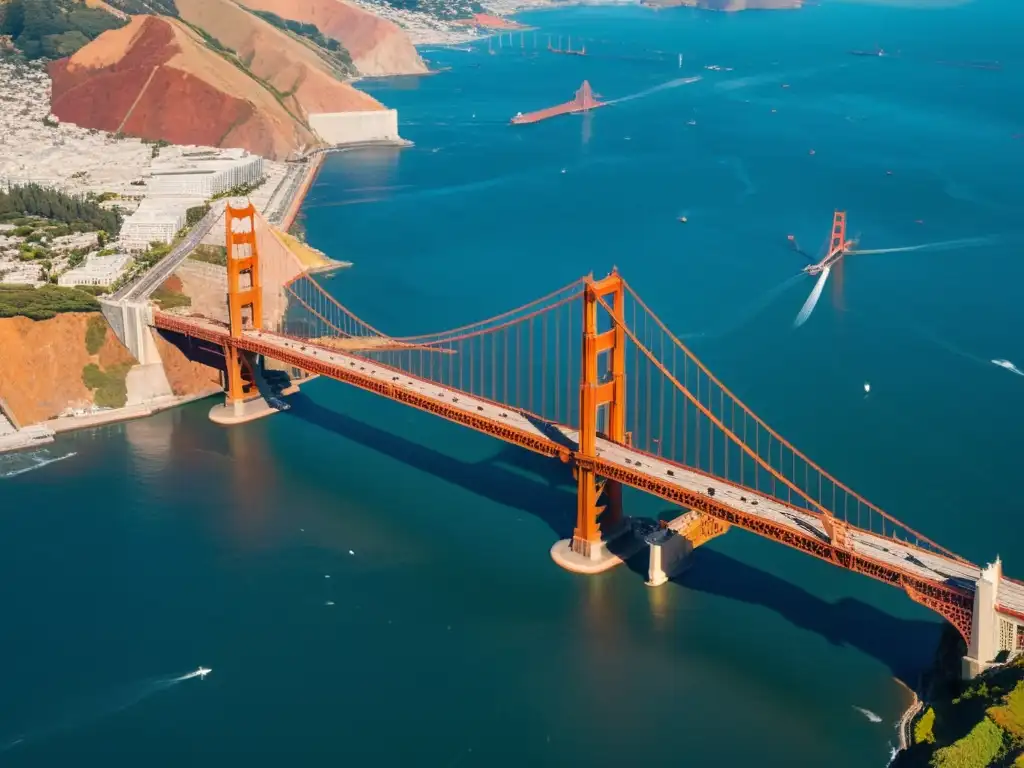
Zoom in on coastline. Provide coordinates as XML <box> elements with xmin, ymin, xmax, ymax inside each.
<box><xmin>0</xmin><ymin>390</ymin><xmax>222</xmax><ymax>455</ymax></box>
<box><xmin>44</xmin><ymin>390</ymin><xmax>221</xmax><ymax>435</ymax></box>
<box><xmin>893</xmin><ymin>677</ymin><xmax>923</xmax><ymax>755</ymax></box>
<box><xmin>280</xmin><ymin>154</ymin><xmax>327</xmax><ymax>234</ymax></box>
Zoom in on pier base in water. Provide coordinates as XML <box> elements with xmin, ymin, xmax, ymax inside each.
<box><xmin>550</xmin><ymin>520</ymin><xmax>641</xmax><ymax>575</ymax></box>
<box><xmin>208</xmin><ymin>382</ymin><xmax>301</xmax><ymax>426</ymax></box>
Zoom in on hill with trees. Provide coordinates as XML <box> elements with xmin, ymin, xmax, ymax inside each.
<box><xmin>0</xmin><ymin>0</ymin><xmax>126</xmax><ymax>60</ymax></box>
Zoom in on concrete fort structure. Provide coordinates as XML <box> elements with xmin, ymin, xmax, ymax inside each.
<box><xmin>308</xmin><ymin>110</ymin><xmax>400</xmax><ymax>145</ymax></box>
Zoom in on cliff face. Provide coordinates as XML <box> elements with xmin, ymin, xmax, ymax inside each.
<box><xmin>173</xmin><ymin>0</ymin><xmax>384</xmax><ymax>117</ymax></box>
<box><xmin>152</xmin><ymin>331</ymin><xmax>222</xmax><ymax>398</ymax></box>
<box><xmin>645</xmin><ymin>0</ymin><xmax>801</xmax><ymax>9</ymax></box>
<box><xmin>233</xmin><ymin>0</ymin><xmax>428</xmax><ymax>76</ymax></box>
<box><xmin>0</xmin><ymin>313</ymin><xmax>136</xmax><ymax>425</ymax></box>
<box><xmin>48</xmin><ymin>15</ymin><xmax>322</xmax><ymax>160</ymax></box>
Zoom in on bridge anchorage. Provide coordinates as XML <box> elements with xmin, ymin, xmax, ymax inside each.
<box><xmin>151</xmin><ymin>205</ymin><xmax>1024</xmax><ymax>679</ymax></box>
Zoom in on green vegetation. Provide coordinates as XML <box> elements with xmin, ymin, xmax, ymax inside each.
<box><xmin>0</xmin><ymin>0</ymin><xmax>126</xmax><ymax>60</ymax></box>
<box><xmin>0</xmin><ymin>185</ymin><xmax>122</xmax><ymax>234</ymax></box>
<box><xmin>371</xmin><ymin>0</ymin><xmax>483</xmax><ymax>21</ymax></box>
<box><xmin>916</xmin><ymin>708</ymin><xmax>937</xmax><ymax>745</ymax></box>
<box><xmin>188</xmin><ymin>244</ymin><xmax>227</xmax><ymax>266</ymax></box>
<box><xmin>185</xmin><ymin>204</ymin><xmax>210</xmax><ymax>227</ymax></box>
<box><xmin>0</xmin><ymin>284</ymin><xmax>99</xmax><ymax>320</ymax></box>
<box><xmin>104</xmin><ymin>0</ymin><xmax>178</xmax><ymax>16</ymax></box>
<box><xmin>932</xmin><ymin>717</ymin><xmax>1005</xmax><ymax>768</ymax></box>
<box><xmin>899</xmin><ymin>651</ymin><xmax>1024</xmax><ymax>768</ymax></box>
<box><xmin>211</xmin><ymin>178</ymin><xmax>266</xmax><ymax>200</ymax></box>
<box><xmin>84</xmin><ymin>313</ymin><xmax>107</xmax><ymax>355</ymax></box>
<box><xmin>150</xmin><ymin>284</ymin><xmax>191</xmax><ymax>310</ymax></box>
<box><xmin>249</xmin><ymin>10</ymin><xmax>355</xmax><ymax>75</ymax></box>
<box><xmin>135</xmin><ymin>240</ymin><xmax>172</xmax><ymax>270</ymax></box>
<box><xmin>81</xmin><ymin>361</ymin><xmax>131</xmax><ymax>408</ymax></box>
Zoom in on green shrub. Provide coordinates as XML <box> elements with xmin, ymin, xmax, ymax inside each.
<box><xmin>0</xmin><ymin>284</ymin><xmax>99</xmax><ymax>320</ymax></box>
<box><xmin>988</xmin><ymin>681</ymin><xmax>1024</xmax><ymax>738</ymax></box>
<box><xmin>81</xmin><ymin>362</ymin><xmax>106</xmax><ymax>390</ymax></box>
<box><xmin>931</xmin><ymin>717</ymin><xmax>1005</xmax><ymax>768</ymax></box>
<box><xmin>188</xmin><ymin>244</ymin><xmax>227</xmax><ymax>266</ymax></box>
<box><xmin>916</xmin><ymin>707</ymin><xmax>937</xmax><ymax>745</ymax></box>
<box><xmin>84</xmin><ymin>314</ymin><xmax>107</xmax><ymax>355</ymax></box>
<box><xmin>151</xmin><ymin>286</ymin><xmax>192</xmax><ymax>310</ymax></box>
<box><xmin>80</xmin><ymin>362</ymin><xmax>131</xmax><ymax>409</ymax></box>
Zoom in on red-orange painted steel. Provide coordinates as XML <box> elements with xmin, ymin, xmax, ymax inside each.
<box><xmin>511</xmin><ymin>81</ymin><xmax>606</xmax><ymax>125</ymax></box>
<box><xmin>154</xmin><ymin>309</ymin><xmax>977</xmax><ymax>644</ymax></box>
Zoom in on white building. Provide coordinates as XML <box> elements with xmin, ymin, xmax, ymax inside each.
<box><xmin>118</xmin><ymin>197</ymin><xmax>197</xmax><ymax>252</ymax></box>
<box><xmin>147</xmin><ymin>148</ymin><xmax>265</xmax><ymax>199</ymax></box>
<box><xmin>58</xmin><ymin>252</ymin><xmax>131</xmax><ymax>287</ymax></box>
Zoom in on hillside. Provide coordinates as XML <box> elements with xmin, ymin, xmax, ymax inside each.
<box><xmin>233</xmin><ymin>0</ymin><xmax>427</xmax><ymax>76</ymax></box>
<box><xmin>173</xmin><ymin>0</ymin><xmax>383</xmax><ymax>116</ymax></box>
<box><xmin>0</xmin><ymin>312</ymin><xmax>136</xmax><ymax>424</ymax></box>
<box><xmin>0</xmin><ymin>0</ymin><xmax>126</xmax><ymax>60</ymax></box>
<box><xmin>48</xmin><ymin>15</ymin><xmax>326</xmax><ymax>160</ymax></box>
<box><xmin>897</xmin><ymin>639</ymin><xmax>1024</xmax><ymax>768</ymax></box>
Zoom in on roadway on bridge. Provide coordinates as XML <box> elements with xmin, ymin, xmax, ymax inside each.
<box><xmin>157</xmin><ymin>313</ymin><xmax>1024</xmax><ymax>617</ymax></box>
<box><xmin>113</xmin><ymin>200</ymin><xmax>226</xmax><ymax>302</ymax></box>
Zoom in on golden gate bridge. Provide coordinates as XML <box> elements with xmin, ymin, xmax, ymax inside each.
<box><xmin>152</xmin><ymin>201</ymin><xmax>1024</xmax><ymax>679</ymax></box>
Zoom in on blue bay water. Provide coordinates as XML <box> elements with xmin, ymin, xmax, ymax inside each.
<box><xmin>2</xmin><ymin>1</ymin><xmax>1024</xmax><ymax>765</ymax></box>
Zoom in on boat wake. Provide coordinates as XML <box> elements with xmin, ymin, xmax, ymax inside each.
<box><xmin>992</xmin><ymin>359</ymin><xmax>1024</xmax><ymax>377</ymax></box>
<box><xmin>853</xmin><ymin>705</ymin><xmax>883</xmax><ymax>723</ymax></box>
<box><xmin>604</xmin><ymin>76</ymin><xmax>701</xmax><ymax>106</ymax></box>
<box><xmin>793</xmin><ymin>266</ymin><xmax>831</xmax><ymax>328</ymax></box>
<box><xmin>0</xmin><ymin>668</ymin><xmax>209</xmax><ymax>753</ymax></box>
<box><xmin>848</xmin><ymin>235</ymin><xmax>997</xmax><ymax>256</ymax></box>
<box><xmin>682</xmin><ymin>273</ymin><xmax>804</xmax><ymax>340</ymax></box>
<box><xmin>0</xmin><ymin>450</ymin><xmax>76</xmax><ymax>479</ymax></box>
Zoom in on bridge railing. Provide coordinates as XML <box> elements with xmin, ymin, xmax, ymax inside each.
<box><xmin>599</xmin><ymin>279</ymin><xmax>967</xmax><ymax>562</ymax></box>
<box><xmin>277</xmin><ymin>270</ymin><xmax>967</xmax><ymax>564</ymax></box>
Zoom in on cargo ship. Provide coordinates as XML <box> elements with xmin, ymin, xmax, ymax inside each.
<box><xmin>849</xmin><ymin>47</ymin><xmax>886</xmax><ymax>57</ymax></box>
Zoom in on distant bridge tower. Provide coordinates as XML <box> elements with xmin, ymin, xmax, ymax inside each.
<box><xmin>829</xmin><ymin>210</ymin><xmax>847</xmax><ymax>254</ymax></box>
<box><xmin>224</xmin><ymin>199</ymin><xmax>263</xmax><ymax>413</ymax></box>
<box><xmin>573</xmin><ymin>270</ymin><xmax>627</xmax><ymax>560</ymax></box>
<box><xmin>575</xmin><ymin>81</ymin><xmax>599</xmax><ymax>111</ymax></box>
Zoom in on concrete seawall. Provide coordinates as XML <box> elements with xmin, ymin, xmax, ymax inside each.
<box><xmin>280</xmin><ymin>154</ymin><xmax>325</xmax><ymax>233</ymax></box>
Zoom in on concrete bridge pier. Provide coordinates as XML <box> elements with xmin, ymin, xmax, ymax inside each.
<box><xmin>646</xmin><ymin>526</ymin><xmax>693</xmax><ymax>586</ymax></box>
<box><xmin>963</xmin><ymin>558</ymin><xmax>1006</xmax><ymax>679</ymax></box>
<box><xmin>646</xmin><ymin>510</ymin><xmax>730</xmax><ymax>587</ymax></box>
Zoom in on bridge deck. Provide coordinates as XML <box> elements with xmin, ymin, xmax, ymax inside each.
<box><xmin>157</xmin><ymin>315</ymin><xmax>1024</xmax><ymax>617</ymax></box>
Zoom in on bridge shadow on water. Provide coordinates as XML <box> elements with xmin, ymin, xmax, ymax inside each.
<box><xmin>286</xmin><ymin>396</ymin><xmax>941</xmax><ymax>683</ymax></box>
<box><xmin>286</xmin><ymin>395</ymin><xmax>578</xmax><ymax>538</ymax></box>
<box><xmin>620</xmin><ymin>533</ymin><xmax>943</xmax><ymax>684</ymax></box>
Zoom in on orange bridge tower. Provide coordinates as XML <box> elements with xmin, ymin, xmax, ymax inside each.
<box><xmin>223</xmin><ymin>199</ymin><xmax>263</xmax><ymax>416</ymax></box>
<box><xmin>560</xmin><ymin>270</ymin><xmax>629</xmax><ymax>568</ymax></box>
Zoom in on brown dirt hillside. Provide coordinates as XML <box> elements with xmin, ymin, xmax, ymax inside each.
<box><xmin>174</xmin><ymin>0</ymin><xmax>383</xmax><ymax>118</ymax></box>
<box><xmin>233</xmin><ymin>0</ymin><xmax>427</xmax><ymax>76</ymax></box>
<box><xmin>153</xmin><ymin>332</ymin><xmax>222</xmax><ymax>398</ymax></box>
<box><xmin>48</xmin><ymin>15</ymin><xmax>319</xmax><ymax>160</ymax></box>
<box><xmin>0</xmin><ymin>313</ymin><xmax>136</xmax><ymax>425</ymax></box>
